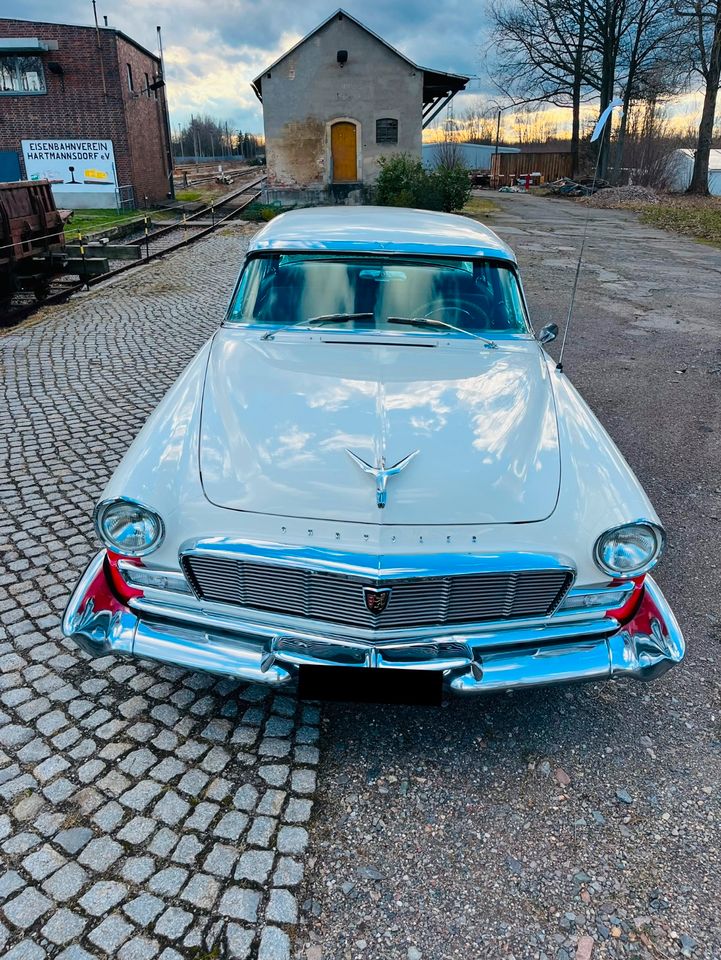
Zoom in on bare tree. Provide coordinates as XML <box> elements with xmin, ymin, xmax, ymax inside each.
<box><xmin>461</xmin><ymin>101</ymin><xmax>500</xmax><ymax>143</ymax></box>
<box><xmin>489</xmin><ymin>0</ymin><xmax>594</xmax><ymax>175</ymax></box>
<box><xmin>674</xmin><ymin>0</ymin><xmax>721</xmax><ymax>194</ymax></box>
<box><xmin>489</xmin><ymin>0</ymin><xmax>682</xmax><ymax>179</ymax></box>
<box><xmin>611</xmin><ymin>0</ymin><xmax>685</xmax><ymax>181</ymax></box>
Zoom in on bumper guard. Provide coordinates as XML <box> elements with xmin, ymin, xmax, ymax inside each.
<box><xmin>63</xmin><ymin>553</ymin><xmax>685</xmax><ymax>695</ymax></box>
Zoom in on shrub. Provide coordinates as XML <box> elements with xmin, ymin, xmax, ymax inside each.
<box><xmin>240</xmin><ymin>202</ymin><xmax>283</xmax><ymax>222</ymax></box>
<box><xmin>374</xmin><ymin>153</ymin><xmax>471</xmax><ymax>213</ymax></box>
<box><xmin>375</xmin><ymin>154</ymin><xmax>428</xmax><ymax>208</ymax></box>
<box><xmin>430</xmin><ymin>162</ymin><xmax>472</xmax><ymax>213</ymax></box>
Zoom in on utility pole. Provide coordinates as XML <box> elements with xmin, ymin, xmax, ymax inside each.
<box><xmin>156</xmin><ymin>25</ymin><xmax>175</xmax><ymax>198</ymax></box>
<box><xmin>91</xmin><ymin>0</ymin><xmax>107</xmax><ymax>97</ymax></box>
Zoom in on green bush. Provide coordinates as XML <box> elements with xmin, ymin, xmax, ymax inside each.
<box><xmin>374</xmin><ymin>153</ymin><xmax>471</xmax><ymax>213</ymax></box>
<box><xmin>431</xmin><ymin>163</ymin><xmax>472</xmax><ymax>213</ymax></box>
<box><xmin>374</xmin><ymin>154</ymin><xmax>428</xmax><ymax>208</ymax></box>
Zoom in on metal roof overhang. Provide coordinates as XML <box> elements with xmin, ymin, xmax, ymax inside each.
<box><xmin>0</xmin><ymin>37</ymin><xmax>58</xmax><ymax>53</ymax></box>
<box><xmin>421</xmin><ymin>69</ymin><xmax>468</xmax><ymax>129</ymax></box>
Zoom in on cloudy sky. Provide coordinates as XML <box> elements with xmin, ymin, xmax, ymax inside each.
<box><xmin>8</xmin><ymin>1</ymin><xmax>494</xmax><ymax>134</ymax></box>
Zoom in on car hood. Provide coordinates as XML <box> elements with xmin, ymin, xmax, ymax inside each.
<box><xmin>199</xmin><ymin>330</ymin><xmax>560</xmax><ymax>525</ymax></box>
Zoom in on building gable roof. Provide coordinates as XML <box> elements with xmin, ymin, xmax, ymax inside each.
<box><xmin>251</xmin><ymin>8</ymin><xmax>468</xmax><ymax>107</ymax></box>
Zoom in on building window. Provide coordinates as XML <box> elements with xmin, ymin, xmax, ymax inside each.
<box><xmin>0</xmin><ymin>55</ymin><xmax>46</xmax><ymax>94</ymax></box>
<box><xmin>126</xmin><ymin>63</ymin><xmax>134</xmax><ymax>92</ymax></box>
<box><xmin>144</xmin><ymin>72</ymin><xmax>150</xmax><ymax>96</ymax></box>
<box><xmin>376</xmin><ymin>118</ymin><xmax>398</xmax><ymax>144</ymax></box>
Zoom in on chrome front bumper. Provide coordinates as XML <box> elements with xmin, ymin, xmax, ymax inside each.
<box><xmin>63</xmin><ymin>553</ymin><xmax>685</xmax><ymax>696</ymax></box>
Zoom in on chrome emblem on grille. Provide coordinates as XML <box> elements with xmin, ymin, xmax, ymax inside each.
<box><xmin>363</xmin><ymin>586</ymin><xmax>392</xmax><ymax>614</ymax></box>
<box><xmin>345</xmin><ymin>449</ymin><xmax>419</xmax><ymax>508</ymax></box>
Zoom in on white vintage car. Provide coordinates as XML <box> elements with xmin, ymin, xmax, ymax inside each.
<box><xmin>64</xmin><ymin>207</ymin><xmax>684</xmax><ymax>699</ymax></box>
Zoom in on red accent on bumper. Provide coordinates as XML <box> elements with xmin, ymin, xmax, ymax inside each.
<box><xmin>605</xmin><ymin>575</ymin><xmax>645</xmax><ymax>624</ymax></box>
<box><xmin>105</xmin><ymin>552</ymin><xmax>143</xmax><ymax>604</ymax></box>
<box><xmin>83</xmin><ymin>553</ymin><xmax>130</xmax><ymax>614</ymax></box>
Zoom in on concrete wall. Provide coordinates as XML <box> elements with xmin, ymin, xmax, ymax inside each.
<box><xmin>261</xmin><ymin>12</ymin><xmax>423</xmax><ymax>189</ymax></box>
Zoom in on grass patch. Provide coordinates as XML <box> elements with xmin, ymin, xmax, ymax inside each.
<box><xmin>63</xmin><ymin>208</ymin><xmax>151</xmax><ymax>239</ymax></box>
<box><xmin>175</xmin><ymin>189</ymin><xmax>205</xmax><ymax>203</ymax></box>
<box><xmin>461</xmin><ymin>196</ymin><xmax>499</xmax><ymax>219</ymax></box>
<box><xmin>639</xmin><ymin>199</ymin><xmax>721</xmax><ymax>247</ymax></box>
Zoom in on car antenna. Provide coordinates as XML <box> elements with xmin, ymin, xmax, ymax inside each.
<box><xmin>556</xmin><ymin>98</ymin><xmax>624</xmax><ymax>374</ymax></box>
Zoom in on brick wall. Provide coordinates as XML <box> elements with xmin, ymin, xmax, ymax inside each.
<box><xmin>0</xmin><ymin>19</ymin><xmax>171</xmax><ymax>205</ymax></box>
<box><xmin>115</xmin><ymin>35</ymin><xmax>172</xmax><ymax>203</ymax></box>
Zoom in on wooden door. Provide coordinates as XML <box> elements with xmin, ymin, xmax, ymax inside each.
<box><xmin>331</xmin><ymin>122</ymin><xmax>357</xmax><ymax>182</ymax></box>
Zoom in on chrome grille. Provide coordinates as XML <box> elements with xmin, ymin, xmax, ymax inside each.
<box><xmin>181</xmin><ymin>555</ymin><xmax>572</xmax><ymax>630</ymax></box>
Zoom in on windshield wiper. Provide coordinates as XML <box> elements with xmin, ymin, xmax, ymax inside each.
<box><xmin>387</xmin><ymin>317</ymin><xmax>496</xmax><ymax>348</ymax></box>
<box><xmin>261</xmin><ymin>313</ymin><xmax>374</xmax><ymax>340</ymax></box>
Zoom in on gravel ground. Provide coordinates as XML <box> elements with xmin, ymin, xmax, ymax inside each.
<box><xmin>580</xmin><ymin>186</ymin><xmax>660</xmax><ymax>208</ymax></box>
<box><xmin>2</xmin><ymin>196</ymin><xmax>720</xmax><ymax>960</ymax></box>
<box><xmin>296</xmin><ymin>195</ymin><xmax>721</xmax><ymax>960</ymax></box>
<box><xmin>0</xmin><ymin>225</ymin><xmax>317</xmax><ymax>960</ymax></box>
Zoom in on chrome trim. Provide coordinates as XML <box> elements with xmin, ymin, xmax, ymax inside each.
<box><xmin>63</xmin><ymin>556</ymin><xmax>684</xmax><ymax>694</ymax></box>
<box><xmin>62</xmin><ymin>553</ymin><xmax>136</xmax><ymax>658</ymax></box>
<box><xmin>558</xmin><ymin>581</ymin><xmax>634</xmax><ymax>610</ymax></box>
<box><xmin>345</xmin><ymin>448</ymin><xmax>420</xmax><ymax>509</ymax></box>
<box><xmin>117</xmin><ymin>559</ymin><xmax>192</xmax><ymax>594</ymax></box>
<box><xmin>179</xmin><ymin>541</ymin><xmax>575</xmax><ymax>632</ymax></box>
<box><xmin>593</xmin><ymin>519</ymin><xmax>665</xmax><ymax>578</ymax></box>
<box><xmin>178</xmin><ymin>539</ymin><xmax>577</xmax><ymax>582</ymax></box>
<box><xmin>131</xmin><ymin>593</ymin><xmax>618</xmax><ymax>652</ymax></box>
<box><xmin>94</xmin><ymin>496</ymin><xmax>166</xmax><ymax>558</ymax></box>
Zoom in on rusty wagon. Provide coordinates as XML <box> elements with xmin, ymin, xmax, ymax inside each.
<box><xmin>0</xmin><ymin>180</ymin><xmax>66</xmax><ymax>305</ymax></box>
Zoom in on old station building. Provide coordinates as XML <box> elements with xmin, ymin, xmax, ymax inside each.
<box><xmin>0</xmin><ymin>17</ymin><xmax>173</xmax><ymax>208</ymax></box>
<box><xmin>252</xmin><ymin>9</ymin><xmax>468</xmax><ymax>200</ymax></box>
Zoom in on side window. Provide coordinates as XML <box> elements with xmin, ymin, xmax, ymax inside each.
<box><xmin>0</xmin><ymin>55</ymin><xmax>46</xmax><ymax>94</ymax></box>
<box><xmin>376</xmin><ymin>118</ymin><xmax>398</xmax><ymax>145</ymax></box>
<box><xmin>144</xmin><ymin>72</ymin><xmax>150</xmax><ymax>96</ymax></box>
<box><xmin>126</xmin><ymin>63</ymin><xmax>134</xmax><ymax>92</ymax></box>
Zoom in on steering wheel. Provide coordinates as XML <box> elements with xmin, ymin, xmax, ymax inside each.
<box><xmin>413</xmin><ymin>299</ymin><xmax>479</xmax><ymax>324</ymax></box>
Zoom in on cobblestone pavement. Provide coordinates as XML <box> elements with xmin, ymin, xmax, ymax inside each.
<box><xmin>0</xmin><ymin>226</ymin><xmax>318</xmax><ymax>960</ymax></box>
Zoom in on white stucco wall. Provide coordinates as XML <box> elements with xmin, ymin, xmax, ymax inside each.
<box><xmin>259</xmin><ymin>12</ymin><xmax>423</xmax><ymax>189</ymax></box>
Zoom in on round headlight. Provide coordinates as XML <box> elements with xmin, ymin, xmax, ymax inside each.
<box><xmin>593</xmin><ymin>521</ymin><xmax>665</xmax><ymax>577</ymax></box>
<box><xmin>95</xmin><ymin>498</ymin><xmax>165</xmax><ymax>557</ymax></box>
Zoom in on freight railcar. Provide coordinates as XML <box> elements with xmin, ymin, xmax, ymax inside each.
<box><xmin>0</xmin><ymin>180</ymin><xmax>66</xmax><ymax>304</ymax></box>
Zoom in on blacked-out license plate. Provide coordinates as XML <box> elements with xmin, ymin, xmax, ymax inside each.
<box><xmin>297</xmin><ymin>665</ymin><xmax>443</xmax><ymax>705</ymax></box>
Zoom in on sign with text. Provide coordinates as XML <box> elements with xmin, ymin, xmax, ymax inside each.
<box><xmin>21</xmin><ymin>139</ymin><xmax>117</xmax><ymax>194</ymax></box>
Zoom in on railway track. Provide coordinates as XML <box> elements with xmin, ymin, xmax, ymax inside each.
<box><xmin>174</xmin><ymin>165</ymin><xmax>256</xmax><ymax>187</ymax></box>
<box><xmin>1</xmin><ymin>178</ymin><xmax>265</xmax><ymax>328</ymax></box>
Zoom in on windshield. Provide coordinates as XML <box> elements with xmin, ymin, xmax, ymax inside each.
<box><xmin>227</xmin><ymin>253</ymin><xmax>530</xmax><ymax>336</ymax></box>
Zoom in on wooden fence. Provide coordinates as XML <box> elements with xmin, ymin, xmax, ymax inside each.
<box><xmin>490</xmin><ymin>152</ymin><xmax>573</xmax><ymax>186</ymax></box>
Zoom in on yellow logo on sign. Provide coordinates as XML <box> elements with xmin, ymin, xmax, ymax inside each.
<box><xmin>84</xmin><ymin>168</ymin><xmax>109</xmax><ymax>181</ymax></box>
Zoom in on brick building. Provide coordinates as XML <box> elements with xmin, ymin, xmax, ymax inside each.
<box><xmin>0</xmin><ymin>18</ymin><xmax>173</xmax><ymax>208</ymax></box>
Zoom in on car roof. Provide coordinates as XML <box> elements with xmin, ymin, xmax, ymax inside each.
<box><xmin>247</xmin><ymin>206</ymin><xmax>516</xmax><ymax>263</ymax></box>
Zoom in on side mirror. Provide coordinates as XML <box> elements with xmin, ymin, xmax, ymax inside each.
<box><xmin>538</xmin><ymin>322</ymin><xmax>559</xmax><ymax>344</ymax></box>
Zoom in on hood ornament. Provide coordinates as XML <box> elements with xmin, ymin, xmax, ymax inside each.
<box><xmin>345</xmin><ymin>449</ymin><xmax>419</xmax><ymax>509</ymax></box>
